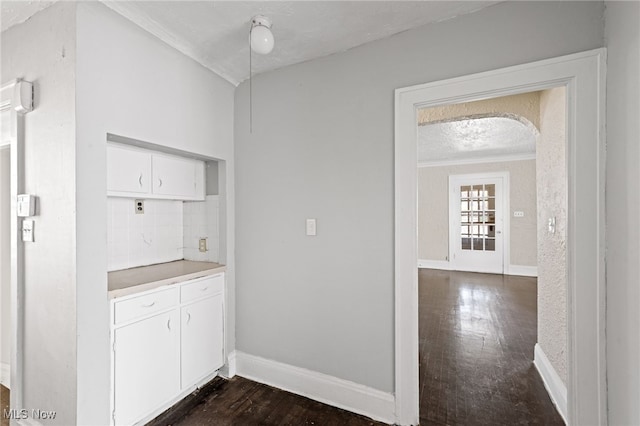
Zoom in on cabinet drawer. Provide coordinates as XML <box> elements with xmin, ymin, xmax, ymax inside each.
<box><xmin>114</xmin><ymin>287</ymin><xmax>179</xmax><ymax>325</ymax></box>
<box><xmin>181</xmin><ymin>274</ymin><xmax>224</xmax><ymax>303</ymax></box>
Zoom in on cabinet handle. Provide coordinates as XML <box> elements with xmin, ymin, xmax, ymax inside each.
<box><xmin>141</xmin><ymin>301</ymin><xmax>155</xmax><ymax>308</ymax></box>
<box><xmin>167</xmin><ymin>318</ymin><xmax>172</xmax><ymax>331</ymax></box>
<box><xmin>158</xmin><ymin>178</ymin><xmax>163</xmax><ymax>187</ymax></box>
<box><xmin>186</xmin><ymin>312</ymin><xmax>191</xmax><ymax>324</ymax></box>
<box><xmin>138</xmin><ymin>174</ymin><xmax>143</xmax><ymax>187</ymax></box>
<box><xmin>200</xmin><ymin>287</ymin><xmax>208</xmax><ymax>292</ymax></box>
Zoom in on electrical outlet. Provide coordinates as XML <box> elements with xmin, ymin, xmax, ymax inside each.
<box><xmin>513</xmin><ymin>211</ymin><xmax>525</xmax><ymax>218</ymax></box>
<box><xmin>199</xmin><ymin>238</ymin><xmax>207</xmax><ymax>252</ymax></box>
<box><xmin>135</xmin><ymin>199</ymin><xmax>144</xmax><ymax>214</ymax></box>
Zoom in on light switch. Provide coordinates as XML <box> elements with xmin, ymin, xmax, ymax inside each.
<box><xmin>17</xmin><ymin>194</ymin><xmax>36</xmax><ymax>217</ymax></box>
<box><xmin>306</xmin><ymin>219</ymin><xmax>317</xmax><ymax>236</ymax></box>
<box><xmin>22</xmin><ymin>219</ymin><xmax>34</xmax><ymax>242</ymax></box>
<box><xmin>548</xmin><ymin>217</ymin><xmax>556</xmax><ymax>234</ymax></box>
<box><xmin>199</xmin><ymin>238</ymin><xmax>208</xmax><ymax>252</ymax></box>
<box><xmin>513</xmin><ymin>211</ymin><xmax>525</xmax><ymax>218</ymax></box>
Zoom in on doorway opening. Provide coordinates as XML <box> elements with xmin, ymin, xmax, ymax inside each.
<box><xmin>415</xmin><ymin>87</ymin><xmax>567</xmax><ymax>424</ymax></box>
<box><xmin>394</xmin><ymin>50</ymin><xmax>606</xmax><ymax>426</ymax></box>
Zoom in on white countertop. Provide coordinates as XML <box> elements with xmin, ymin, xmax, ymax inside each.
<box><xmin>108</xmin><ymin>260</ymin><xmax>225</xmax><ymax>299</ymax></box>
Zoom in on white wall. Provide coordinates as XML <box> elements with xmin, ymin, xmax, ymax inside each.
<box><xmin>536</xmin><ymin>87</ymin><xmax>568</xmax><ymax>385</ymax></box>
<box><xmin>1</xmin><ymin>3</ymin><xmax>78</xmax><ymax>424</ymax></box>
<box><xmin>0</xmin><ymin>147</ymin><xmax>10</xmax><ymax>382</ymax></box>
<box><xmin>604</xmin><ymin>1</ymin><xmax>640</xmax><ymax>424</ymax></box>
<box><xmin>234</xmin><ymin>1</ymin><xmax>604</xmax><ymax>393</ymax></box>
<box><xmin>418</xmin><ymin>160</ymin><xmax>537</xmax><ymax>267</ymax></box>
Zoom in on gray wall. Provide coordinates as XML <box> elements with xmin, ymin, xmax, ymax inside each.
<box><xmin>1</xmin><ymin>3</ymin><xmax>78</xmax><ymax>424</ymax></box>
<box><xmin>235</xmin><ymin>1</ymin><xmax>604</xmax><ymax>392</ymax></box>
<box><xmin>604</xmin><ymin>1</ymin><xmax>640</xmax><ymax>424</ymax></box>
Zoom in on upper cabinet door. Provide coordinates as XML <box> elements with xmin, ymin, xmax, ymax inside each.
<box><xmin>152</xmin><ymin>154</ymin><xmax>204</xmax><ymax>200</ymax></box>
<box><xmin>107</xmin><ymin>145</ymin><xmax>152</xmax><ymax>195</ymax></box>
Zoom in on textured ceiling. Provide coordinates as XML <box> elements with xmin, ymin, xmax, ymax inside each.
<box><xmin>1</xmin><ymin>1</ymin><xmax>500</xmax><ymax>85</ymax></box>
<box><xmin>0</xmin><ymin>0</ymin><xmax>56</xmax><ymax>32</ymax></box>
<box><xmin>418</xmin><ymin>116</ymin><xmax>537</xmax><ymax>165</ymax></box>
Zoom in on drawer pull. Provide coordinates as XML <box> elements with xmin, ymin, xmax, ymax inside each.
<box><xmin>186</xmin><ymin>312</ymin><xmax>191</xmax><ymax>324</ymax></box>
<box><xmin>141</xmin><ymin>301</ymin><xmax>155</xmax><ymax>308</ymax></box>
<box><xmin>167</xmin><ymin>319</ymin><xmax>172</xmax><ymax>331</ymax></box>
<box><xmin>200</xmin><ymin>287</ymin><xmax>209</xmax><ymax>292</ymax></box>
<box><xmin>138</xmin><ymin>174</ymin><xmax>143</xmax><ymax>187</ymax></box>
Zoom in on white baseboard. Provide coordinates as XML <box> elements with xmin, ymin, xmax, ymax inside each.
<box><xmin>507</xmin><ymin>264</ymin><xmax>538</xmax><ymax>277</ymax></box>
<box><xmin>533</xmin><ymin>343</ymin><xmax>567</xmax><ymax>424</ymax></box>
<box><xmin>220</xmin><ymin>350</ymin><xmax>237</xmax><ymax>379</ymax></box>
<box><xmin>1</xmin><ymin>362</ymin><xmax>9</xmax><ymax>388</ymax></box>
<box><xmin>417</xmin><ymin>259</ymin><xmax>451</xmax><ymax>270</ymax></box>
<box><xmin>235</xmin><ymin>351</ymin><xmax>394</xmax><ymax>424</ymax></box>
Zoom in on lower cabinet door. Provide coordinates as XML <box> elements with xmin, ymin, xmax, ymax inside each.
<box><xmin>114</xmin><ymin>310</ymin><xmax>180</xmax><ymax>425</ymax></box>
<box><xmin>181</xmin><ymin>294</ymin><xmax>224</xmax><ymax>388</ymax></box>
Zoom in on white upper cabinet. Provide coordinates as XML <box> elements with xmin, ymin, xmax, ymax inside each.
<box><xmin>152</xmin><ymin>154</ymin><xmax>202</xmax><ymax>199</ymax></box>
<box><xmin>107</xmin><ymin>144</ymin><xmax>152</xmax><ymax>195</ymax></box>
<box><xmin>107</xmin><ymin>143</ymin><xmax>205</xmax><ymax>201</ymax></box>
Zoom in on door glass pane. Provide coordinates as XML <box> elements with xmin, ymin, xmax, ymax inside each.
<box><xmin>459</xmin><ymin>182</ymin><xmax>498</xmax><ymax>252</ymax></box>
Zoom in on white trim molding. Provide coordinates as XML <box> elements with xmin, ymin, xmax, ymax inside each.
<box><xmin>534</xmin><ymin>343</ymin><xmax>568</xmax><ymax>423</ymax></box>
<box><xmin>1</xmin><ymin>362</ymin><xmax>9</xmax><ymax>388</ymax></box>
<box><xmin>417</xmin><ymin>259</ymin><xmax>451</xmax><ymax>270</ymax></box>
<box><xmin>220</xmin><ymin>350</ymin><xmax>237</xmax><ymax>379</ymax></box>
<box><xmin>418</xmin><ymin>153</ymin><xmax>536</xmax><ymax>168</ymax></box>
<box><xmin>395</xmin><ymin>49</ymin><xmax>607</xmax><ymax>425</ymax></box>
<box><xmin>1</xmin><ymin>79</ymin><xmax>34</xmax><ymax>415</ymax></box>
<box><xmin>235</xmin><ymin>351</ymin><xmax>395</xmax><ymax>424</ymax></box>
<box><xmin>508</xmin><ymin>265</ymin><xmax>538</xmax><ymax>277</ymax></box>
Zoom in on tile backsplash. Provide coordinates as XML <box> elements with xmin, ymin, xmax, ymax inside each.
<box><xmin>107</xmin><ymin>196</ymin><xmax>220</xmax><ymax>271</ymax></box>
<box><xmin>107</xmin><ymin>198</ymin><xmax>184</xmax><ymax>271</ymax></box>
<box><xmin>183</xmin><ymin>196</ymin><xmax>219</xmax><ymax>263</ymax></box>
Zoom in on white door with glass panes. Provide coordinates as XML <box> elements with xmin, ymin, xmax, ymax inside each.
<box><xmin>449</xmin><ymin>173</ymin><xmax>507</xmax><ymax>274</ymax></box>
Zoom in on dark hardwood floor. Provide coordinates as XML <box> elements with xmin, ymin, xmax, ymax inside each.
<box><xmin>419</xmin><ymin>269</ymin><xmax>564</xmax><ymax>425</ymax></box>
<box><xmin>147</xmin><ymin>376</ymin><xmax>383</xmax><ymax>426</ymax></box>
<box><xmin>149</xmin><ymin>269</ymin><xmax>563</xmax><ymax>425</ymax></box>
<box><xmin>1</xmin><ymin>385</ymin><xmax>9</xmax><ymax>426</ymax></box>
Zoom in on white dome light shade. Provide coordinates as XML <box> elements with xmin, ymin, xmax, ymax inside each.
<box><xmin>250</xmin><ymin>16</ymin><xmax>274</xmax><ymax>55</ymax></box>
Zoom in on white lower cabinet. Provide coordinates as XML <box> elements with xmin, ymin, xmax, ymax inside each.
<box><xmin>181</xmin><ymin>293</ymin><xmax>224</xmax><ymax>388</ymax></box>
<box><xmin>111</xmin><ymin>274</ymin><xmax>225</xmax><ymax>426</ymax></box>
<box><xmin>113</xmin><ymin>310</ymin><xmax>180</xmax><ymax>426</ymax></box>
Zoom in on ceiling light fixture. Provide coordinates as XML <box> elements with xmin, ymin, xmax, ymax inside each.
<box><xmin>249</xmin><ymin>15</ymin><xmax>275</xmax><ymax>133</ymax></box>
<box><xmin>250</xmin><ymin>15</ymin><xmax>274</xmax><ymax>55</ymax></box>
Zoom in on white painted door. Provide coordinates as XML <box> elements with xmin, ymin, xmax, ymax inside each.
<box><xmin>152</xmin><ymin>154</ymin><xmax>198</xmax><ymax>198</ymax></box>
<box><xmin>181</xmin><ymin>293</ymin><xmax>224</xmax><ymax>388</ymax></box>
<box><xmin>449</xmin><ymin>174</ymin><xmax>506</xmax><ymax>274</ymax></box>
<box><xmin>107</xmin><ymin>145</ymin><xmax>152</xmax><ymax>194</ymax></box>
<box><xmin>113</xmin><ymin>310</ymin><xmax>180</xmax><ymax>426</ymax></box>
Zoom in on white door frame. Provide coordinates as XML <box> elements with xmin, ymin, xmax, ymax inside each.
<box><xmin>448</xmin><ymin>171</ymin><xmax>509</xmax><ymax>274</ymax></box>
<box><xmin>0</xmin><ymin>79</ymin><xmax>34</xmax><ymax>409</ymax></box>
<box><xmin>394</xmin><ymin>49</ymin><xmax>606</xmax><ymax>425</ymax></box>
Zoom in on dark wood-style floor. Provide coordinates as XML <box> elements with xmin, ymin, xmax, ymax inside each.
<box><xmin>147</xmin><ymin>376</ymin><xmax>381</xmax><ymax>426</ymax></box>
<box><xmin>149</xmin><ymin>269</ymin><xmax>562</xmax><ymax>425</ymax></box>
<box><xmin>419</xmin><ymin>269</ymin><xmax>563</xmax><ymax>425</ymax></box>
<box><xmin>1</xmin><ymin>385</ymin><xmax>9</xmax><ymax>426</ymax></box>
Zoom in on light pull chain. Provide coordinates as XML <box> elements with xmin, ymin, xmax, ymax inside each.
<box><xmin>249</xmin><ymin>30</ymin><xmax>253</xmax><ymax>134</ymax></box>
